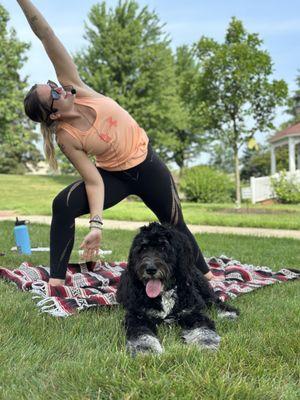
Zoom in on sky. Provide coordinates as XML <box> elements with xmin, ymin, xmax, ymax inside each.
<box><xmin>1</xmin><ymin>0</ymin><xmax>300</xmax><ymax>159</ymax></box>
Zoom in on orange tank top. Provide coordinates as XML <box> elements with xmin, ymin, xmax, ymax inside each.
<box><xmin>57</xmin><ymin>96</ymin><xmax>149</xmax><ymax>171</ymax></box>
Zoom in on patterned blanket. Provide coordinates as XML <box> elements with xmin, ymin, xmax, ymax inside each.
<box><xmin>0</xmin><ymin>256</ymin><xmax>299</xmax><ymax>317</ymax></box>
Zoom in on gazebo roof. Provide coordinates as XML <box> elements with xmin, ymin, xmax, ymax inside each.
<box><xmin>269</xmin><ymin>122</ymin><xmax>300</xmax><ymax>143</ymax></box>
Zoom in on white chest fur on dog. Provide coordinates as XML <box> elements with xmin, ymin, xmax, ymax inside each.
<box><xmin>145</xmin><ymin>288</ymin><xmax>177</xmax><ymax>320</ymax></box>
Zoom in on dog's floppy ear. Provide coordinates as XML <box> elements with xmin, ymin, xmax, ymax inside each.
<box><xmin>116</xmin><ymin>269</ymin><xmax>130</xmax><ymax>306</ymax></box>
<box><xmin>171</xmin><ymin>229</ymin><xmax>195</xmax><ymax>286</ymax></box>
<box><xmin>116</xmin><ymin>268</ymin><xmax>136</xmax><ymax>307</ymax></box>
<box><xmin>117</xmin><ymin>251</ymin><xmax>145</xmax><ymax>309</ymax></box>
<box><xmin>127</xmin><ymin>240</ymin><xmax>142</xmax><ymax>278</ymax></box>
<box><xmin>117</xmin><ymin>267</ymin><xmax>142</xmax><ymax>307</ymax></box>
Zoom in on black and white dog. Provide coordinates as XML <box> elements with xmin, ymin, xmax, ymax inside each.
<box><xmin>117</xmin><ymin>222</ymin><xmax>239</xmax><ymax>355</ymax></box>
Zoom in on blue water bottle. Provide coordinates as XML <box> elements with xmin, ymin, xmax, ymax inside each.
<box><xmin>14</xmin><ymin>218</ymin><xmax>31</xmax><ymax>255</ymax></box>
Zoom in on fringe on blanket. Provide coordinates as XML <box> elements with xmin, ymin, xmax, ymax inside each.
<box><xmin>0</xmin><ymin>256</ymin><xmax>299</xmax><ymax>317</ymax></box>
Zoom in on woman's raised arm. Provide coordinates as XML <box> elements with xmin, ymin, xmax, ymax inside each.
<box><xmin>17</xmin><ymin>0</ymin><xmax>84</xmax><ymax>88</ymax></box>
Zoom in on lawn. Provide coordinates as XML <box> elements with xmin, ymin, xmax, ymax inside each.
<box><xmin>0</xmin><ymin>220</ymin><xmax>299</xmax><ymax>400</ymax></box>
<box><xmin>1</xmin><ymin>174</ymin><xmax>300</xmax><ymax>230</ymax></box>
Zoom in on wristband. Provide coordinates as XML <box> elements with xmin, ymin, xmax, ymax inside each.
<box><xmin>89</xmin><ymin>218</ymin><xmax>103</xmax><ymax>225</ymax></box>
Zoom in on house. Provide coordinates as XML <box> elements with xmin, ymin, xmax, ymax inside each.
<box><xmin>269</xmin><ymin>122</ymin><xmax>300</xmax><ymax>174</ymax></box>
<box><xmin>245</xmin><ymin>122</ymin><xmax>300</xmax><ymax>203</ymax></box>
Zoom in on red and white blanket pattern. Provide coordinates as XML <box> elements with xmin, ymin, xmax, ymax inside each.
<box><xmin>0</xmin><ymin>256</ymin><xmax>299</xmax><ymax>317</ymax></box>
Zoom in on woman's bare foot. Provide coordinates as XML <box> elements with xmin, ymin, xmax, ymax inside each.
<box><xmin>204</xmin><ymin>271</ymin><xmax>224</xmax><ymax>281</ymax></box>
<box><xmin>49</xmin><ymin>278</ymin><xmax>65</xmax><ymax>286</ymax></box>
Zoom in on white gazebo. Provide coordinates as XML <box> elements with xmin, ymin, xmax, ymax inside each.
<box><xmin>269</xmin><ymin>122</ymin><xmax>300</xmax><ymax>174</ymax></box>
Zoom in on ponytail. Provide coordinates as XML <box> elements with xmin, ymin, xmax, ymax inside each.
<box><xmin>40</xmin><ymin>122</ymin><xmax>58</xmax><ymax>171</ymax></box>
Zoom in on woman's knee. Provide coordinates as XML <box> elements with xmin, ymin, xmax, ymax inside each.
<box><xmin>52</xmin><ymin>180</ymin><xmax>88</xmax><ymax>218</ymax></box>
<box><xmin>52</xmin><ymin>191</ymin><xmax>70</xmax><ymax>216</ymax></box>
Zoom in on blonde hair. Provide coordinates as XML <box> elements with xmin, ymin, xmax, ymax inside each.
<box><xmin>40</xmin><ymin>122</ymin><xmax>58</xmax><ymax>171</ymax></box>
<box><xmin>24</xmin><ymin>84</ymin><xmax>59</xmax><ymax>171</ymax></box>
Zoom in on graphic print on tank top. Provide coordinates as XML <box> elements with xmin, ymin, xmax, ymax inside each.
<box><xmin>98</xmin><ymin>116</ymin><xmax>118</xmax><ymax>143</ymax></box>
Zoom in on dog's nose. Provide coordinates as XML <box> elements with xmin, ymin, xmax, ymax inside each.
<box><xmin>145</xmin><ymin>265</ymin><xmax>157</xmax><ymax>276</ymax></box>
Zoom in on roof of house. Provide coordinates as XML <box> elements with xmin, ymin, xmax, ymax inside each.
<box><xmin>269</xmin><ymin>122</ymin><xmax>300</xmax><ymax>143</ymax></box>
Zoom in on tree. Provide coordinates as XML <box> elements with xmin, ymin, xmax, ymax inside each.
<box><xmin>169</xmin><ymin>45</ymin><xmax>208</xmax><ymax>171</ymax></box>
<box><xmin>56</xmin><ymin>152</ymin><xmax>77</xmax><ymax>175</ymax></box>
<box><xmin>280</xmin><ymin>71</ymin><xmax>300</xmax><ymax>129</ymax></box>
<box><xmin>74</xmin><ymin>0</ymin><xmax>186</xmax><ymax>165</ymax></box>
<box><xmin>208</xmin><ymin>142</ymin><xmax>235</xmax><ymax>174</ymax></box>
<box><xmin>0</xmin><ymin>4</ymin><xmax>42</xmax><ymax>174</ymax></box>
<box><xmin>240</xmin><ymin>144</ymin><xmax>289</xmax><ymax>180</ymax></box>
<box><xmin>193</xmin><ymin>17</ymin><xmax>288</xmax><ymax>206</ymax></box>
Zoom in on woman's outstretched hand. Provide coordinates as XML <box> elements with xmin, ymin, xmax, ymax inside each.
<box><xmin>80</xmin><ymin>229</ymin><xmax>102</xmax><ymax>261</ymax></box>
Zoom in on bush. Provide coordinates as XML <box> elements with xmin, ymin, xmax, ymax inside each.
<box><xmin>270</xmin><ymin>171</ymin><xmax>300</xmax><ymax>204</ymax></box>
<box><xmin>180</xmin><ymin>165</ymin><xmax>235</xmax><ymax>203</ymax></box>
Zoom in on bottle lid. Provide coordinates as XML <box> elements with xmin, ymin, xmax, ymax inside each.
<box><xmin>15</xmin><ymin>217</ymin><xmax>29</xmax><ymax>226</ymax></box>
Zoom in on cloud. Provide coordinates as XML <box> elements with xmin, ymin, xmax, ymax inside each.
<box><xmin>167</xmin><ymin>17</ymin><xmax>300</xmax><ymax>44</ymax></box>
<box><xmin>247</xmin><ymin>19</ymin><xmax>300</xmax><ymax>35</ymax></box>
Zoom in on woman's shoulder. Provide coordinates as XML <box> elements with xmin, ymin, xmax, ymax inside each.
<box><xmin>55</xmin><ymin>126</ymin><xmax>84</xmax><ymax>150</ymax></box>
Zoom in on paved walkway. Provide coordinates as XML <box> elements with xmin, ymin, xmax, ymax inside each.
<box><xmin>1</xmin><ymin>214</ymin><xmax>299</xmax><ymax>239</ymax></box>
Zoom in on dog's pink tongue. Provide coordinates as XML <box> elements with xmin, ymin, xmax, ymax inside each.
<box><xmin>146</xmin><ymin>279</ymin><xmax>162</xmax><ymax>298</ymax></box>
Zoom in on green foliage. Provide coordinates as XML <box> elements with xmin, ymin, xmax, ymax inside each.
<box><xmin>0</xmin><ymin>4</ymin><xmax>42</xmax><ymax>174</ymax></box>
<box><xmin>280</xmin><ymin>71</ymin><xmax>300</xmax><ymax>129</ymax></box>
<box><xmin>56</xmin><ymin>151</ymin><xmax>77</xmax><ymax>175</ymax></box>
<box><xmin>240</xmin><ymin>144</ymin><xmax>289</xmax><ymax>180</ymax></box>
<box><xmin>74</xmin><ymin>0</ymin><xmax>184</xmax><ymax>165</ymax></box>
<box><xmin>0</xmin><ymin>139</ymin><xmax>42</xmax><ymax>174</ymax></box>
<box><xmin>163</xmin><ymin>45</ymin><xmax>208</xmax><ymax>169</ymax></box>
<box><xmin>271</xmin><ymin>171</ymin><xmax>300</xmax><ymax>204</ymax></box>
<box><xmin>193</xmin><ymin>17</ymin><xmax>288</xmax><ymax>204</ymax></box>
<box><xmin>208</xmin><ymin>142</ymin><xmax>235</xmax><ymax>173</ymax></box>
<box><xmin>180</xmin><ymin>165</ymin><xmax>235</xmax><ymax>203</ymax></box>
<box><xmin>240</xmin><ymin>146</ymin><xmax>270</xmax><ymax>180</ymax></box>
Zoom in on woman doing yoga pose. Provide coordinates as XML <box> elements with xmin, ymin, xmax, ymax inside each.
<box><xmin>17</xmin><ymin>0</ymin><xmax>218</xmax><ymax>285</ymax></box>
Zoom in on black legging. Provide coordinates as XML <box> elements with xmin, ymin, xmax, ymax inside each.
<box><xmin>50</xmin><ymin>144</ymin><xmax>209</xmax><ymax>278</ymax></box>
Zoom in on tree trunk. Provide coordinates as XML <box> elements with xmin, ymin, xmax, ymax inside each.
<box><xmin>174</xmin><ymin>150</ymin><xmax>185</xmax><ymax>173</ymax></box>
<box><xmin>234</xmin><ymin>144</ymin><xmax>241</xmax><ymax>208</ymax></box>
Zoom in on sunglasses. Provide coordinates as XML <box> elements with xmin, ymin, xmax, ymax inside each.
<box><xmin>47</xmin><ymin>80</ymin><xmax>74</xmax><ymax>114</ymax></box>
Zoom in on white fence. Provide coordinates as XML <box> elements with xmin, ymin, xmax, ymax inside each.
<box><xmin>250</xmin><ymin>176</ymin><xmax>275</xmax><ymax>203</ymax></box>
<box><xmin>243</xmin><ymin>171</ymin><xmax>300</xmax><ymax>204</ymax></box>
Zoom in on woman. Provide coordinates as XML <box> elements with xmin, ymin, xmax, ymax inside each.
<box><xmin>17</xmin><ymin>0</ymin><xmax>217</xmax><ymax>285</ymax></box>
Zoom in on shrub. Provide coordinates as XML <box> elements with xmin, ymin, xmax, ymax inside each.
<box><xmin>180</xmin><ymin>165</ymin><xmax>235</xmax><ymax>203</ymax></box>
<box><xmin>270</xmin><ymin>171</ymin><xmax>300</xmax><ymax>204</ymax></box>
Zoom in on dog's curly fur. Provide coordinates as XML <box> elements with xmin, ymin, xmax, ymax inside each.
<box><xmin>117</xmin><ymin>222</ymin><xmax>239</xmax><ymax>355</ymax></box>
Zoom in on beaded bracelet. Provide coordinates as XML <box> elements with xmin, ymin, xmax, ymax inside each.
<box><xmin>90</xmin><ymin>223</ymin><xmax>103</xmax><ymax>230</ymax></box>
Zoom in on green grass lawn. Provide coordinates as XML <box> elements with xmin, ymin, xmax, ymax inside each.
<box><xmin>0</xmin><ymin>221</ymin><xmax>299</xmax><ymax>400</ymax></box>
<box><xmin>1</xmin><ymin>174</ymin><xmax>300</xmax><ymax>230</ymax></box>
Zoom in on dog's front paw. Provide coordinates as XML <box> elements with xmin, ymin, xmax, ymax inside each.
<box><xmin>182</xmin><ymin>327</ymin><xmax>221</xmax><ymax>350</ymax></box>
<box><xmin>217</xmin><ymin>310</ymin><xmax>239</xmax><ymax>320</ymax></box>
<box><xmin>126</xmin><ymin>334</ymin><xmax>164</xmax><ymax>356</ymax></box>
